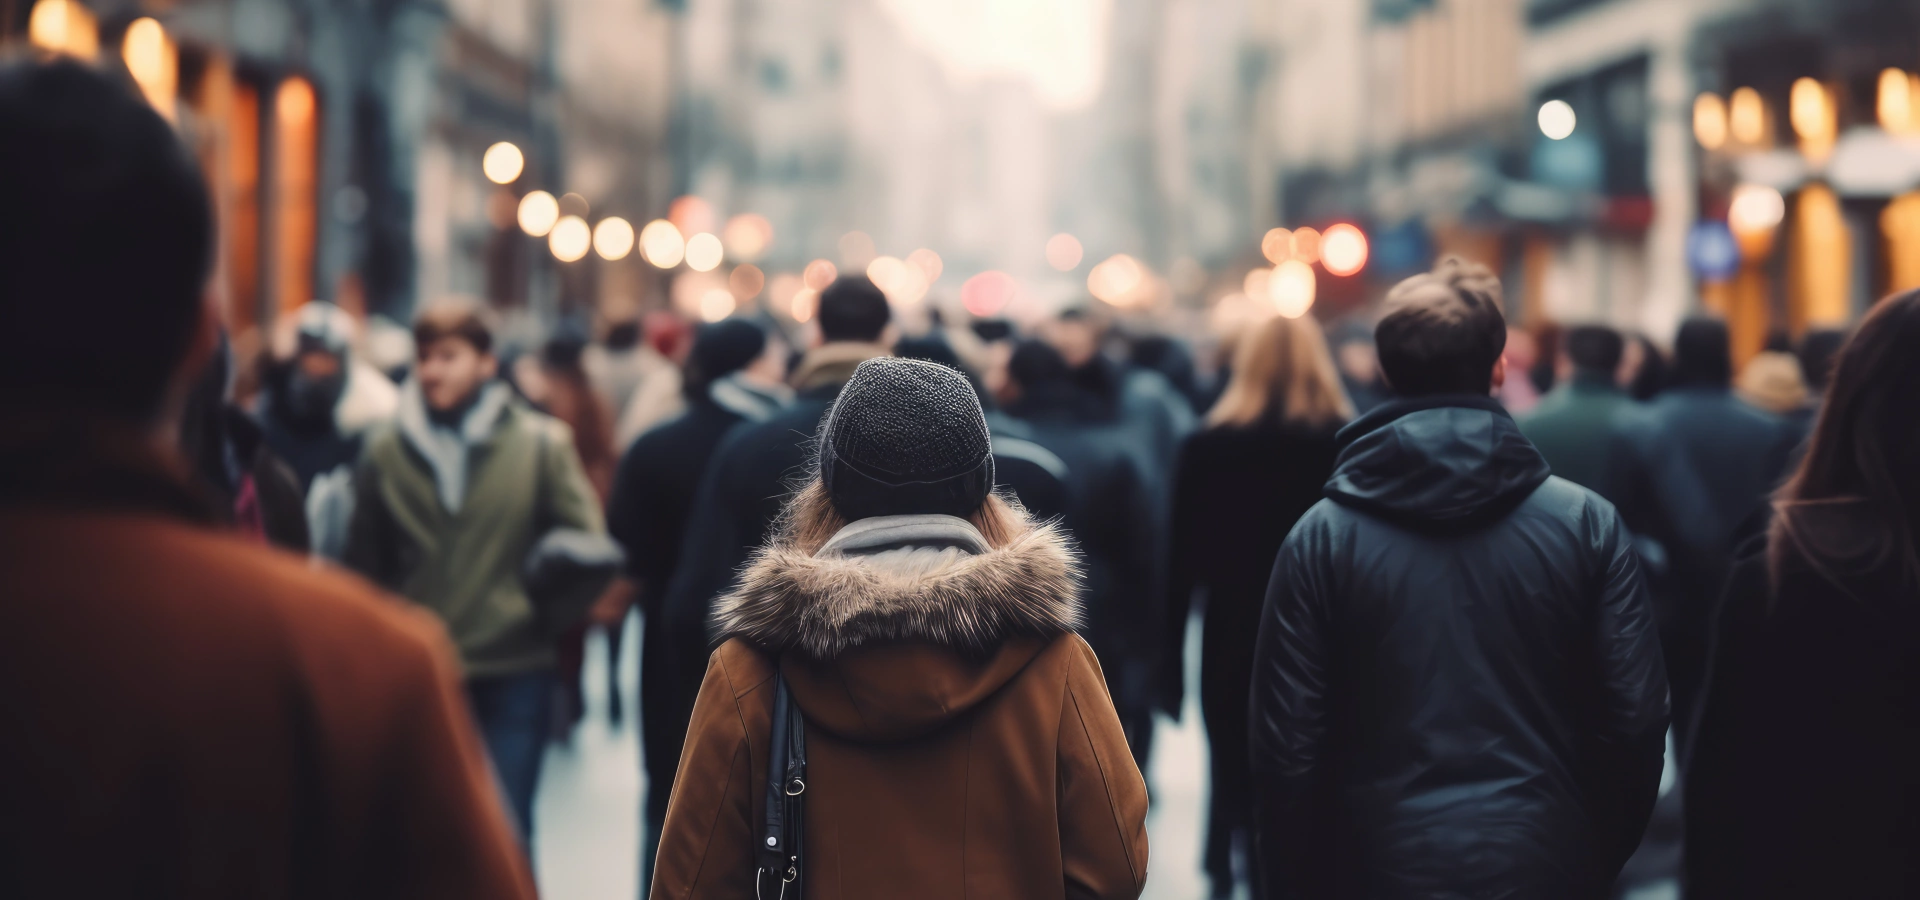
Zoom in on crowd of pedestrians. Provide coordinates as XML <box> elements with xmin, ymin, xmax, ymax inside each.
<box><xmin>6</xmin><ymin>56</ymin><xmax>1920</xmax><ymax>900</ymax></box>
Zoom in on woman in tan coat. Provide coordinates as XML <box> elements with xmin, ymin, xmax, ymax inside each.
<box><xmin>650</xmin><ymin>357</ymin><xmax>1150</xmax><ymax>900</ymax></box>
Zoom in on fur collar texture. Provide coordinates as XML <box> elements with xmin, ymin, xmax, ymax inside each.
<box><xmin>713</xmin><ymin>514</ymin><xmax>1083</xmax><ymax>660</ymax></box>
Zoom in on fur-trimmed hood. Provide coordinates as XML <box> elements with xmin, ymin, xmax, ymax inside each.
<box><xmin>714</xmin><ymin>513</ymin><xmax>1083</xmax><ymax>660</ymax></box>
<box><xmin>713</xmin><ymin>512</ymin><xmax>1084</xmax><ymax>741</ymax></box>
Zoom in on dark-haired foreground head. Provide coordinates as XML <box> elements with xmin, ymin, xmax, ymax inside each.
<box><xmin>0</xmin><ymin>59</ymin><xmax>215</xmax><ymax>426</ymax></box>
<box><xmin>1375</xmin><ymin>256</ymin><xmax>1508</xmax><ymax>397</ymax></box>
<box><xmin>818</xmin><ymin>357</ymin><xmax>994</xmax><ymax>522</ymax></box>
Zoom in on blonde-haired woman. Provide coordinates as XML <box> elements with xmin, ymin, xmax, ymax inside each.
<box><xmin>650</xmin><ymin>357</ymin><xmax>1149</xmax><ymax>900</ymax></box>
<box><xmin>1159</xmin><ymin>312</ymin><xmax>1353</xmax><ymax>898</ymax></box>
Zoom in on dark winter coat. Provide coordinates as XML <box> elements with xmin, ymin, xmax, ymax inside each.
<box><xmin>1160</xmin><ymin>422</ymin><xmax>1341</xmax><ymax>880</ymax></box>
<box><xmin>606</xmin><ymin>396</ymin><xmax>753</xmax><ymax>836</ymax></box>
<box><xmin>1519</xmin><ymin>372</ymin><xmax>1639</xmax><ymax>501</ymax></box>
<box><xmin>1634</xmin><ymin>384</ymin><xmax>1797</xmax><ymax>748</ymax></box>
<box><xmin>1006</xmin><ymin>384</ymin><xmax>1159</xmax><ymax>698</ymax></box>
<box><xmin>650</xmin><ymin>512</ymin><xmax>1148</xmax><ymax>900</ymax></box>
<box><xmin>192</xmin><ymin>406</ymin><xmax>311</xmax><ymax>552</ymax></box>
<box><xmin>259</xmin><ymin>400</ymin><xmax>363</xmax><ymax>490</ymax></box>
<box><xmin>1686</xmin><ymin>531</ymin><xmax>1920</xmax><ymax>898</ymax></box>
<box><xmin>1249</xmin><ymin>395</ymin><xmax>1670</xmax><ymax>900</ymax></box>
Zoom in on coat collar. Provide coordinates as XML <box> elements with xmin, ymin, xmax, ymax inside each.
<box><xmin>0</xmin><ymin>416</ymin><xmax>220</xmax><ymax>525</ymax></box>
<box><xmin>713</xmin><ymin>511</ymin><xmax>1083</xmax><ymax>660</ymax></box>
<box><xmin>396</xmin><ymin>378</ymin><xmax>512</xmax><ymax>453</ymax></box>
<box><xmin>790</xmin><ymin>342</ymin><xmax>890</xmax><ymax>393</ymax></box>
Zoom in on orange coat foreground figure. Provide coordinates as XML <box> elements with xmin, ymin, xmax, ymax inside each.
<box><xmin>649</xmin><ymin>508</ymin><xmax>1150</xmax><ymax>900</ymax></box>
<box><xmin>0</xmin><ymin>444</ymin><xmax>535</xmax><ymax>900</ymax></box>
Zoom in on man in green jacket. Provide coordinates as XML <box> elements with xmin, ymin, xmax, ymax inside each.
<box><xmin>344</xmin><ymin>299</ymin><xmax>603</xmax><ymax>842</ymax></box>
<box><xmin>1520</xmin><ymin>324</ymin><xmax>1637</xmax><ymax>499</ymax></box>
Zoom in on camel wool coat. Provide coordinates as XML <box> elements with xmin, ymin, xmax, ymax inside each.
<box><xmin>649</xmin><ymin>512</ymin><xmax>1150</xmax><ymax>900</ymax></box>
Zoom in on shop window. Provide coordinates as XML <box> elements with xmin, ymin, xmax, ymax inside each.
<box><xmin>273</xmin><ymin>76</ymin><xmax>318</xmax><ymax>315</ymax></box>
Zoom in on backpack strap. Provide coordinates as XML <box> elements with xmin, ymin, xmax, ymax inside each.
<box><xmin>756</xmin><ymin>674</ymin><xmax>807</xmax><ymax>899</ymax></box>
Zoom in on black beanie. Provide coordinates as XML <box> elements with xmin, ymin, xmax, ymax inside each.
<box><xmin>819</xmin><ymin>357</ymin><xmax>995</xmax><ymax>522</ymax></box>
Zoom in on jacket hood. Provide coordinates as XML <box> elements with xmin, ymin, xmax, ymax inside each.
<box><xmin>1325</xmin><ymin>394</ymin><xmax>1550</xmax><ymax>530</ymax></box>
<box><xmin>714</xmin><ymin>512</ymin><xmax>1082</xmax><ymax>741</ymax></box>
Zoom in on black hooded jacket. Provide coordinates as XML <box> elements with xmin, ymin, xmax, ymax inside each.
<box><xmin>1250</xmin><ymin>395</ymin><xmax>1669</xmax><ymax>900</ymax></box>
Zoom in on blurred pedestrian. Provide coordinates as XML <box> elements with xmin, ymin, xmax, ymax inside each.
<box><xmin>343</xmin><ymin>299</ymin><xmax>610</xmax><ymax>843</ymax></box>
<box><xmin>1621</xmin><ymin>333</ymin><xmax>1670</xmax><ymax>401</ymax></box>
<box><xmin>1160</xmin><ymin>312</ymin><xmax>1352</xmax><ymax>898</ymax></box>
<box><xmin>1129</xmin><ymin>331</ymin><xmax>1210</xmax><ymax>414</ymax></box>
<box><xmin>1638</xmin><ymin>316</ymin><xmax>1798</xmax><ymax>752</ymax></box>
<box><xmin>1003</xmin><ymin>339</ymin><xmax>1160</xmax><ymax>761</ymax></box>
<box><xmin>257</xmin><ymin>302</ymin><xmax>371</xmax><ymax>489</ymax></box>
<box><xmin>1520</xmin><ymin>325</ymin><xmax>1634</xmax><ymax>497</ymax></box>
<box><xmin>583</xmin><ymin>318</ymin><xmax>650</xmax><ymax>425</ymax></box>
<box><xmin>180</xmin><ymin>333</ymin><xmax>311</xmax><ymax>551</ymax></box>
<box><xmin>1328</xmin><ymin>319</ymin><xmax>1390</xmax><ymax>413</ymax></box>
<box><xmin>1795</xmin><ymin>327</ymin><xmax>1846</xmax><ymax>404</ymax></box>
<box><xmin>1529</xmin><ymin>320</ymin><xmax>1564</xmax><ymax>396</ymax></box>
<box><xmin>1044</xmin><ymin>307</ymin><xmax>1195</xmax><ymax>765</ymax></box>
<box><xmin>539</xmin><ymin>328</ymin><xmax>618</xmax><ymax>501</ymax></box>
<box><xmin>611</xmin><ymin>312</ymin><xmax>692</xmax><ymax>449</ymax></box>
<box><xmin>1249</xmin><ymin>258</ymin><xmax>1668</xmax><ymax>900</ymax></box>
<box><xmin>1499</xmin><ymin>326</ymin><xmax>1542</xmax><ymax>414</ymax></box>
<box><xmin>0</xmin><ymin>59</ymin><xmax>531</xmax><ymax>899</ymax></box>
<box><xmin>606</xmin><ymin>317</ymin><xmax>789</xmax><ymax>885</ymax></box>
<box><xmin>536</xmin><ymin>327</ymin><xmax>620</xmax><ymax>739</ymax></box>
<box><xmin>1735</xmin><ymin>348</ymin><xmax>1810</xmax><ymax>419</ymax></box>
<box><xmin>1686</xmin><ymin>289</ymin><xmax>1920</xmax><ymax>898</ymax></box>
<box><xmin>651</xmin><ymin>358</ymin><xmax>1149</xmax><ymax>900</ymax></box>
<box><xmin>1046</xmin><ymin>306</ymin><xmax>1197</xmax><ymax>481</ymax></box>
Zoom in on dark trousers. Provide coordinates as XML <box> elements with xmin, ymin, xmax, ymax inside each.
<box><xmin>468</xmin><ymin>670</ymin><xmax>555</xmax><ymax>843</ymax></box>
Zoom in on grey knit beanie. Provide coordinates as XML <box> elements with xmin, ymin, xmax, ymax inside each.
<box><xmin>818</xmin><ymin>357</ymin><xmax>995</xmax><ymax>522</ymax></box>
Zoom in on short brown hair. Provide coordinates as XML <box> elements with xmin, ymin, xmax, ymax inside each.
<box><xmin>412</xmin><ymin>299</ymin><xmax>497</xmax><ymax>357</ymax></box>
<box><xmin>1375</xmin><ymin>256</ymin><xmax>1507</xmax><ymax>396</ymax></box>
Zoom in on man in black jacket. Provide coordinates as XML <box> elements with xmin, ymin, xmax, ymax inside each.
<box><xmin>1003</xmin><ymin>339</ymin><xmax>1159</xmax><ymax>761</ymax></box>
<box><xmin>605</xmin><ymin>317</ymin><xmax>788</xmax><ymax>887</ymax></box>
<box><xmin>1249</xmin><ymin>258</ymin><xmax>1669</xmax><ymax>900</ymax></box>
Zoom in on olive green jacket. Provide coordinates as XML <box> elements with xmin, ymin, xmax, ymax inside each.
<box><xmin>343</xmin><ymin>386</ymin><xmax>603</xmax><ymax>678</ymax></box>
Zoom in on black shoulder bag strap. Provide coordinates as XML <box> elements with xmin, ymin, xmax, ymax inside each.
<box><xmin>756</xmin><ymin>674</ymin><xmax>808</xmax><ymax>900</ymax></box>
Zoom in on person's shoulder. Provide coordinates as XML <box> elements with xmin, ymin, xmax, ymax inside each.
<box><xmin>626</xmin><ymin>407</ymin><xmax>704</xmax><ymax>456</ymax></box>
<box><xmin>1034</xmin><ymin>631</ymin><xmax>1110</xmax><ymax>697</ymax></box>
<box><xmin>242</xmin><ymin>543</ymin><xmax>453</xmax><ymax>658</ymax></box>
<box><xmin>1277</xmin><ymin>496</ymin><xmax>1350</xmax><ymax>550</ymax></box>
<box><xmin>1510</xmin><ymin>476</ymin><xmax>1639</xmax><ymax>559</ymax></box>
<box><xmin>719</xmin><ymin>399</ymin><xmax>818</xmax><ymax>447</ymax></box>
<box><xmin>117</xmin><ymin>519</ymin><xmax>452</xmax><ymax>666</ymax></box>
<box><xmin>1523</xmin><ymin>474</ymin><xmax>1619</xmax><ymax>524</ymax></box>
<box><xmin>507</xmin><ymin>402</ymin><xmax>576</xmax><ymax>447</ymax></box>
<box><xmin>1176</xmin><ymin>426</ymin><xmax>1236</xmax><ymax>461</ymax></box>
<box><xmin>711</xmin><ymin>638</ymin><xmax>778</xmax><ymax>700</ymax></box>
<box><xmin>1519</xmin><ymin>388</ymin><xmax>1570</xmax><ymax>421</ymax></box>
<box><xmin>359</xmin><ymin>418</ymin><xmax>405</xmax><ymax>459</ymax></box>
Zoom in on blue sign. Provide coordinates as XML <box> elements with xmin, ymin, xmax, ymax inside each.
<box><xmin>1686</xmin><ymin>221</ymin><xmax>1740</xmax><ymax>283</ymax></box>
<box><xmin>1372</xmin><ymin>220</ymin><xmax>1431</xmax><ymax>275</ymax></box>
